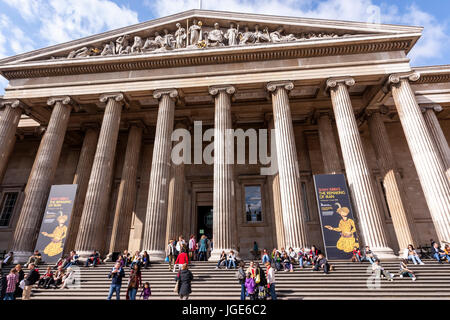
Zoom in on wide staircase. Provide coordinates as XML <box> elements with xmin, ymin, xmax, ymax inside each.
<box><xmin>23</xmin><ymin>260</ymin><xmax>450</xmax><ymax>300</ymax></box>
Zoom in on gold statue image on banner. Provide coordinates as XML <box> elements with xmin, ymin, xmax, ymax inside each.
<box><xmin>41</xmin><ymin>211</ymin><xmax>68</xmax><ymax>257</ymax></box>
<box><xmin>324</xmin><ymin>203</ymin><xmax>358</xmax><ymax>253</ymax></box>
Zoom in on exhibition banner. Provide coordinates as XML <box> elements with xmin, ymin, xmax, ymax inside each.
<box><xmin>313</xmin><ymin>174</ymin><xmax>360</xmax><ymax>260</ymax></box>
<box><xmin>34</xmin><ymin>184</ymin><xmax>78</xmax><ymax>263</ymax></box>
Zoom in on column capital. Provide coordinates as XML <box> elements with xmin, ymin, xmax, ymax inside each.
<box><xmin>1</xmin><ymin>99</ymin><xmax>31</xmax><ymax>114</ymax></box>
<box><xmin>47</xmin><ymin>96</ymin><xmax>79</xmax><ymax>110</ymax></box>
<box><xmin>326</xmin><ymin>77</ymin><xmax>355</xmax><ymax>91</ymax></box>
<box><xmin>420</xmin><ymin>103</ymin><xmax>443</xmax><ymax>113</ymax></box>
<box><xmin>387</xmin><ymin>71</ymin><xmax>420</xmax><ymax>87</ymax></box>
<box><xmin>153</xmin><ymin>88</ymin><xmax>178</xmax><ymax>100</ymax></box>
<box><xmin>266</xmin><ymin>81</ymin><xmax>294</xmax><ymax>93</ymax></box>
<box><xmin>365</xmin><ymin>105</ymin><xmax>390</xmax><ymax>117</ymax></box>
<box><xmin>208</xmin><ymin>85</ymin><xmax>236</xmax><ymax>96</ymax></box>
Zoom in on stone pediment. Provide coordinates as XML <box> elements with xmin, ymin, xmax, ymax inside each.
<box><xmin>0</xmin><ymin>9</ymin><xmax>422</xmax><ymax>79</ymax></box>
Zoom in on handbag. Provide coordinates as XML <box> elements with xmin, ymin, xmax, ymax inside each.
<box><xmin>255</xmin><ymin>273</ymin><xmax>261</xmax><ymax>284</ymax></box>
<box><xmin>19</xmin><ymin>279</ymin><xmax>25</xmax><ymax>290</ymax></box>
<box><xmin>173</xmin><ymin>280</ymin><xmax>180</xmax><ymax>293</ymax></box>
<box><xmin>165</xmin><ymin>256</ymin><xmax>169</xmax><ymax>263</ymax></box>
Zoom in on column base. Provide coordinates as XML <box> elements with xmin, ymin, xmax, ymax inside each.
<box><xmin>12</xmin><ymin>251</ymin><xmax>33</xmax><ymax>264</ymax></box>
<box><xmin>210</xmin><ymin>249</ymin><xmax>240</xmax><ymax>262</ymax></box>
<box><xmin>372</xmin><ymin>247</ymin><xmax>399</xmax><ymax>260</ymax></box>
<box><xmin>145</xmin><ymin>250</ymin><xmax>166</xmax><ymax>262</ymax></box>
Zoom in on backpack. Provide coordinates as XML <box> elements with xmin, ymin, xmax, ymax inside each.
<box><xmin>236</xmin><ymin>269</ymin><xmax>244</xmax><ymax>280</ymax></box>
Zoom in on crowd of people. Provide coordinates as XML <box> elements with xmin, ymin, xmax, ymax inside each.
<box><xmin>0</xmin><ymin>237</ymin><xmax>449</xmax><ymax>300</ymax></box>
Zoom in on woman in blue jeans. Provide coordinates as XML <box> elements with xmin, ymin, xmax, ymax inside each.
<box><xmin>406</xmin><ymin>245</ymin><xmax>425</xmax><ymax>265</ymax></box>
<box><xmin>126</xmin><ymin>264</ymin><xmax>142</xmax><ymax>300</ymax></box>
<box><xmin>237</xmin><ymin>261</ymin><xmax>246</xmax><ymax>300</ymax></box>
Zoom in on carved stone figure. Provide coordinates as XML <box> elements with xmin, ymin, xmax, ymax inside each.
<box><xmin>67</xmin><ymin>47</ymin><xmax>98</xmax><ymax>59</ymax></box>
<box><xmin>224</xmin><ymin>23</ymin><xmax>239</xmax><ymax>46</ymax></box>
<box><xmin>207</xmin><ymin>23</ymin><xmax>225</xmax><ymax>47</ymax></box>
<box><xmin>270</xmin><ymin>27</ymin><xmax>297</xmax><ymax>43</ymax></box>
<box><xmin>142</xmin><ymin>33</ymin><xmax>161</xmax><ymax>52</ymax></box>
<box><xmin>253</xmin><ymin>25</ymin><xmax>270</xmax><ymax>43</ymax></box>
<box><xmin>175</xmin><ymin>23</ymin><xmax>187</xmax><ymax>49</ymax></box>
<box><xmin>101</xmin><ymin>41</ymin><xmax>115</xmax><ymax>56</ymax></box>
<box><xmin>188</xmin><ymin>19</ymin><xmax>203</xmax><ymax>46</ymax></box>
<box><xmin>239</xmin><ymin>26</ymin><xmax>255</xmax><ymax>45</ymax></box>
<box><xmin>131</xmin><ymin>36</ymin><xmax>144</xmax><ymax>53</ymax></box>
<box><xmin>116</xmin><ymin>35</ymin><xmax>131</xmax><ymax>54</ymax></box>
<box><xmin>162</xmin><ymin>29</ymin><xmax>175</xmax><ymax>50</ymax></box>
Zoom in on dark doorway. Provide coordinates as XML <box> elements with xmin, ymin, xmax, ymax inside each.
<box><xmin>197</xmin><ymin>206</ymin><xmax>213</xmax><ymax>240</ymax></box>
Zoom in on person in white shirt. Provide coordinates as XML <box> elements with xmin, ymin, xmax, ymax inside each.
<box><xmin>265</xmin><ymin>262</ymin><xmax>277</xmax><ymax>300</ymax></box>
<box><xmin>176</xmin><ymin>236</ymin><xmax>186</xmax><ymax>254</ymax></box>
<box><xmin>372</xmin><ymin>259</ymin><xmax>394</xmax><ymax>281</ymax></box>
<box><xmin>227</xmin><ymin>250</ymin><xmax>237</xmax><ymax>269</ymax></box>
<box><xmin>188</xmin><ymin>235</ymin><xmax>196</xmax><ymax>261</ymax></box>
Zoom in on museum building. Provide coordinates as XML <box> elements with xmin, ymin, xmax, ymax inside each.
<box><xmin>0</xmin><ymin>9</ymin><xmax>449</xmax><ymax>262</ymax></box>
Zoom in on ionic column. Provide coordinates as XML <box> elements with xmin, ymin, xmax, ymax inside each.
<box><xmin>107</xmin><ymin>123</ymin><xmax>143</xmax><ymax>258</ymax></box>
<box><xmin>142</xmin><ymin>89</ymin><xmax>178</xmax><ymax>260</ymax></box>
<box><xmin>388</xmin><ymin>72</ymin><xmax>450</xmax><ymax>244</ymax></box>
<box><xmin>421</xmin><ymin>104</ymin><xmax>450</xmax><ymax>179</ymax></box>
<box><xmin>366</xmin><ymin>108</ymin><xmax>417</xmax><ymax>250</ymax></box>
<box><xmin>268</xmin><ymin>118</ymin><xmax>285</xmax><ymax>249</ymax></box>
<box><xmin>266</xmin><ymin>81</ymin><xmax>307</xmax><ymax>250</ymax></box>
<box><xmin>75</xmin><ymin>93</ymin><xmax>125</xmax><ymax>258</ymax></box>
<box><xmin>327</xmin><ymin>78</ymin><xmax>395</xmax><ymax>258</ymax></box>
<box><xmin>64</xmin><ymin>125</ymin><xmax>99</xmax><ymax>254</ymax></box>
<box><xmin>166</xmin><ymin>123</ymin><xmax>187</xmax><ymax>243</ymax></box>
<box><xmin>316</xmin><ymin>110</ymin><xmax>342</xmax><ymax>174</ymax></box>
<box><xmin>209</xmin><ymin>85</ymin><xmax>238</xmax><ymax>260</ymax></box>
<box><xmin>0</xmin><ymin>100</ymin><xmax>29</xmax><ymax>183</ymax></box>
<box><xmin>129</xmin><ymin>142</ymin><xmax>153</xmax><ymax>251</ymax></box>
<box><xmin>11</xmin><ymin>97</ymin><xmax>73</xmax><ymax>262</ymax></box>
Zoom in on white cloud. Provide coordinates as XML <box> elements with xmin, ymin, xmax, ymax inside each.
<box><xmin>2</xmin><ymin>0</ymin><xmax>139</xmax><ymax>45</ymax></box>
<box><xmin>0</xmin><ymin>75</ymin><xmax>8</xmax><ymax>95</ymax></box>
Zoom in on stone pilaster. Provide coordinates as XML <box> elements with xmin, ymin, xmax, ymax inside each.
<box><xmin>129</xmin><ymin>142</ymin><xmax>153</xmax><ymax>251</ymax></box>
<box><xmin>268</xmin><ymin>119</ymin><xmax>285</xmax><ymax>249</ymax></box>
<box><xmin>266</xmin><ymin>81</ymin><xmax>308</xmax><ymax>250</ymax></box>
<box><xmin>316</xmin><ymin>110</ymin><xmax>342</xmax><ymax>174</ymax></box>
<box><xmin>166</xmin><ymin>122</ymin><xmax>187</xmax><ymax>243</ymax></box>
<box><xmin>0</xmin><ymin>100</ymin><xmax>28</xmax><ymax>183</ymax></box>
<box><xmin>64</xmin><ymin>125</ymin><xmax>99</xmax><ymax>254</ymax></box>
<box><xmin>11</xmin><ymin>96</ymin><xmax>73</xmax><ymax>262</ymax></box>
<box><xmin>209</xmin><ymin>85</ymin><xmax>238</xmax><ymax>260</ymax></box>
<box><xmin>327</xmin><ymin>78</ymin><xmax>395</xmax><ymax>258</ymax></box>
<box><xmin>388</xmin><ymin>72</ymin><xmax>450</xmax><ymax>244</ymax></box>
<box><xmin>108</xmin><ymin>123</ymin><xmax>143</xmax><ymax>257</ymax></box>
<box><xmin>142</xmin><ymin>89</ymin><xmax>178</xmax><ymax>260</ymax></box>
<box><xmin>421</xmin><ymin>104</ymin><xmax>450</xmax><ymax>180</ymax></box>
<box><xmin>75</xmin><ymin>93</ymin><xmax>125</xmax><ymax>258</ymax></box>
<box><xmin>366</xmin><ymin>108</ymin><xmax>417</xmax><ymax>250</ymax></box>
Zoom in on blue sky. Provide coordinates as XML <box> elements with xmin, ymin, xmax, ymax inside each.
<box><xmin>1</xmin><ymin>0</ymin><xmax>449</xmax><ymax>94</ymax></box>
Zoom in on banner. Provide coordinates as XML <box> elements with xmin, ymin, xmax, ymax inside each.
<box><xmin>34</xmin><ymin>184</ymin><xmax>78</xmax><ymax>263</ymax></box>
<box><xmin>313</xmin><ymin>174</ymin><xmax>360</xmax><ymax>260</ymax></box>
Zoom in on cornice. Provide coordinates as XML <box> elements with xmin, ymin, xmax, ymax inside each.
<box><xmin>0</xmin><ymin>37</ymin><xmax>413</xmax><ymax>80</ymax></box>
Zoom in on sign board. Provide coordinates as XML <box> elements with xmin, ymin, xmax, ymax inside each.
<box><xmin>34</xmin><ymin>184</ymin><xmax>78</xmax><ymax>263</ymax></box>
<box><xmin>313</xmin><ymin>174</ymin><xmax>360</xmax><ymax>260</ymax></box>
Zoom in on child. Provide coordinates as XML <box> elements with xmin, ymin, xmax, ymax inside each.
<box><xmin>352</xmin><ymin>246</ymin><xmax>362</xmax><ymax>262</ymax></box>
<box><xmin>140</xmin><ymin>282</ymin><xmax>151</xmax><ymax>300</ymax></box>
<box><xmin>244</xmin><ymin>272</ymin><xmax>256</xmax><ymax>300</ymax></box>
<box><xmin>399</xmin><ymin>259</ymin><xmax>416</xmax><ymax>281</ymax></box>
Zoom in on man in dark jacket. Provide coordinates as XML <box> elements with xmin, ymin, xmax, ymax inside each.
<box><xmin>22</xmin><ymin>263</ymin><xmax>40</xmax><ymax>300</ymax></box>
<box><xmin>236</xmin><ymin>261</ymin><xmax>246</xmax><ymax>300</ymax></box>
<box><xmin>107</xmin><ymin>262</ymin><xmax>125</xmax><ymax>300</ymax></box>
<box><xmin>313</xmin><ymin>253</ymin><xmax>330</xmax><ymax>274</ymax></box>
<box><xmin>176</xmin><ymin>263</ymin><xmax>193</xmax><ymax>300</ymax></box>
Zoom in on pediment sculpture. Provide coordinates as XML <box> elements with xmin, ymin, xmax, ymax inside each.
<box><xmin>63</xmin><ymin>20</ymin><xmax>342</xmax><ymax>60</ymax></box>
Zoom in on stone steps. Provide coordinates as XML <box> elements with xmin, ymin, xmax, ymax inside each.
<box><xmin>23</xmin><ymin>260</ymin><xmax>450</xmax><ymax>300</ymax></box>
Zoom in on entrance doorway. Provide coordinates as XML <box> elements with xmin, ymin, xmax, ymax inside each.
<box><xmin>197</xmin><ymin>206</ymin><xmax>213</xmax><ymax>240</ymax></box>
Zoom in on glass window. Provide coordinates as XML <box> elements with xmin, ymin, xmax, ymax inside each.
<box><xmin>0</xmin><ymin>192</ymin><xmax>19</xmax><ymax>227</ymax></box>
<box><xmin>245</xmin><ymin>186</ymin><xmax>262</xmax><ymax>222</ymax></box>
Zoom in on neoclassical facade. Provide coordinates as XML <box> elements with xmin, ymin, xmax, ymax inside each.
<box><xmin>0</xmin><ymin>10</ymin><xmax>449</xmax><ymax>261</ymax></box>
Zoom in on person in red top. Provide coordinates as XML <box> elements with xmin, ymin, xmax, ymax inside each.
<box><xmin>174</xmin><ymin>249</ymin><xmax>189</xmax><ymax>273</ymax></box>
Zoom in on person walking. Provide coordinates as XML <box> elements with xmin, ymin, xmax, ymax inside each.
<box><xmin>107</xmin><ymin>262</ymin><xmax>125</xmax><ymax>300</ymax></box>
<box><xmin>175</xmin><ymin>263</ymin><xmax>193</xmax><ymax>300</ymax></box>
<box><xmin>188</xmin><ymin>235</ymin><xmax>197</xmax><ymax>261</ymax></box>
<box><xmin>174</xmin><ymin>249</ymin><xmax>189</xmax><ymax>272</ymax></box>
<box><xmin>126</xmin><ymin>264</ymin><xmax>142</xmax><ymax>300</ymax></box>
<box><xmin>4</xmin><ymin>268</ymin><xmax>18</xmax><ymax>300</ymax></box>
<box><xmin>198</xmin><ymin>235</ymin><xmax>208</xmax><ymax>261</ymax></box>
<box><xmin>167</xmin><ymin>240</ymin><xmax>176</xmax><ymax>270</ymax></box>
<box><xmin>236</xmin><ymin>261</ymin><xmax>246</xmax><ymax>300</ymax></box>
<box><xmin>265</xmin><ymin>262</ymin><xmax>277</xmax><ymax>300</ymax></box>
<box><xmin>14</xmin><ymin>264</ymin><xmax>24</xmax><ymax>298</ymax></box>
